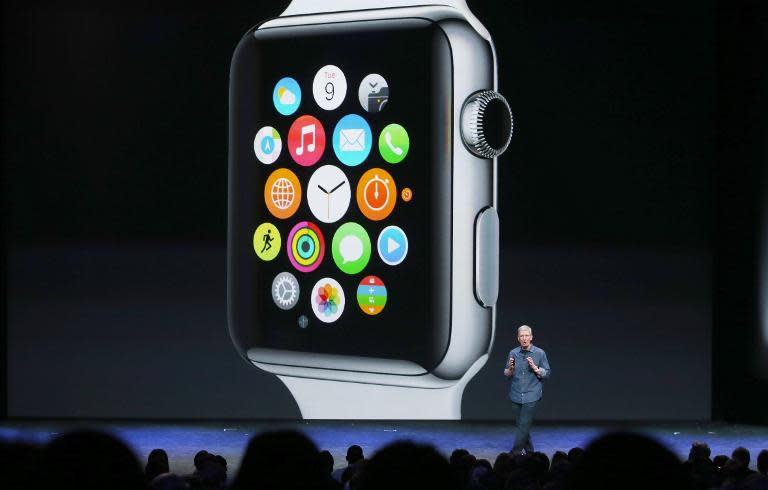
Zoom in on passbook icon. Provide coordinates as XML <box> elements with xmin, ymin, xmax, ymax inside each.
<box><xmin>333</xmin><ymin>114</ymin><xmax>372</xmax><ymax>166</ymax></box>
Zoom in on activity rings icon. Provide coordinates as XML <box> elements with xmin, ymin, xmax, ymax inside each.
<box><xmin>287</xmin><ymin>221</ymin><xmax>325</xmax><ymax>273</ymax></box>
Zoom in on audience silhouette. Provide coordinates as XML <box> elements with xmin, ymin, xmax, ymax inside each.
<box><xmin>1</xmin><ymin>428</ymin><xmax>765</xmax><ymax>490</ymax></box>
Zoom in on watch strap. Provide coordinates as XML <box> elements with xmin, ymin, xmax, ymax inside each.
<box><xmin>282</xmin><ymin>0</ymin><xmax>470</xmax><ymax>17</ymax></box>
<box><xmin>277</xmin><ymin>357</ymin><xmax>483</xmax><ymax>419</ymax></box>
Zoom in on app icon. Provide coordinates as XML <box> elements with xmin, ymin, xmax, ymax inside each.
<box><xmin>358</xmin><ymin>74</ymin><xmax>389</xmax><ymax>113</ymax></box>
<box><xmin>357</xmin><ymin>275</ymin><xmax>387</xmax><ymax>315</ymax></box>
<box><xmin>264</xmin><ymin>168</ymin><xmax>301</xmax><ymax>219</ymax></box>
<box><xmin>356</xmin><ymin>168</ymin><xmax>397</xmax><ymax>221</ymax></box>
<box><xmin>312</xmin><ymin>277</ymin><xmax>345</xmax><ymax>323</ymax></box>
<box><xmin>332</xmin><ymin>222</ymin><xmax>371</xmax><ymax>275</ymax></box>
<box><xmin>287</xmin><ymin>221</ymin><xmax>325</xmax><ymax>273</ymax></box>
<box><xmin>253</xmin><ymin>126</ymin><xmax>282</xmax><ymax>164</ymax></box>
<box><xmin>273</xmin><ymin>77</ymin><xmax>301</xmax><ymax>116</ymax></box>
<box><xmin>379</xmin><ymin>123</ymin><xmax>409</xmax><ymax>164</ymax></box>
<box><xmin>272</xmin><ymin>271</ymin><xmax>300</xmax><ymax>310</ymax></box>
<box><xmin>377</xmin><ymin>225</ymin><xmax>408</xmax><ymax>265</ymax></box>
<box><xmin>253</xmin><ymin>222</ymin><xmax>281</xmax><ymax>261</ymax></box>
<box><xmin>288</xmin><ymin>115</ymin><xmax>325</xmax><ymax>167</ymax></box>
<box><xmin>307</xmin><ymin>165</ymin><xmax>351</xmax><ymax>223</ymax></box>
<box><xmin>313</xmin><ymin>65</ymin><xmax>347</xmax><ymax>111</ymax></box>
<box><xmin>401</xmin><ymin>187</ymin><xmax>413</xmax><ymax>202</ymax></box>
<box><xmin>333</xmin><ymin>114</ymin><xmax>372</xmax><ymax>167</ymax></box>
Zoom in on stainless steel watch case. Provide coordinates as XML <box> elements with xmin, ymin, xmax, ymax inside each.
<box><xmin>232</xmin><ymin>6</ymin><xmax>500</xmax><ymax>387</ymax></box>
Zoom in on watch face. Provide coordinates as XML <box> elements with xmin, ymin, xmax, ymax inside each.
<box><xmin>229</xmin><ymin>19</ymin><xmax>452</xmax><ymax>371</ymax></box>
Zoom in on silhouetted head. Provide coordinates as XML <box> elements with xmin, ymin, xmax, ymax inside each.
<box><xmin>318</xmin><ymin>450</ymin><xmax>334</xmax><ymax>474</ymax></box>
<box><xmin>357</xmin><ymin>441</ymin><xmax>459</xmax><ymax>490</ymax></box>
<box><xmin>569</xmin><ymin>432</ymin><xmax>693</xmax><ymax>490</ymax></box>
<box><xmin>757</xmin><ymin>449</ymin><xmax>768</xmax><ymax>474</ymax></box>
<box><xmin>193</xmin><ymin>450</ymin><xmax>213</xmax><ymax>472</ymax></box>
<box><xmin>551</xmin><ymin>450</ymin><xmax>569</xmax><ymax>468</ymax></box>
<box><xmin>732</xmin><ymin>447</ymin><xmax>751</xmax><ymax>469</ymax></box>
<box><xmin>346</xmin><ymin>444</ymin><xmax>364</xmax><ymax>464</ymax></box>
<box><xmin>450</xmin><ymin>448</ymin><xmax>470</xmax><ymax>466</ymax></box>
<box><xmin>568</xmin><ymin>447</ymin><xmax>585</xmax><ymax>465</ymax></box>
<box><xmin>713</xmin><ymin>455</ymin><xmax>729</xmax><ymax>468</ymax></box>
<box><xmin>0</xmin><ymin>441</ymin><xmax>42</xmax><ymax>489</ymax></box>
<box><xmin>688</xmin><ymin>442</ymin><xmax>711</xmax><ymax>462</ymax></box>
<box><xmin>145</xmin><ymin>449</ymin><xmax>170</xmax><ymax>481</ymax></box>
<box><xmin>35</xmin><ymin>430</ymin><xmax>145</xmax><ymax>490</ymax></box>
<box><xmin>230</xmin><ymin>430</ymin><xmax>323</xmax><ymax>490</ymax></box>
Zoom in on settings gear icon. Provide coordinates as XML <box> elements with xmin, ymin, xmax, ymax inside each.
<box><xmin>272</xmin><ymin>272</ymin><xmax>300</xmax><ymax>310</ymax></box>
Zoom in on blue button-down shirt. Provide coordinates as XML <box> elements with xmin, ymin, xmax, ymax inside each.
<box><xmin>504</xmin><ymin>345</ymin><xmax>551</xmax><ymax>404</ymax></box>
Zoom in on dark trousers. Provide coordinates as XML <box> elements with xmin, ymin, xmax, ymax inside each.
<box><xmin>510</xmin><ymin>400</ymin><xmax>539</xmax><ymax>453</ymax></box>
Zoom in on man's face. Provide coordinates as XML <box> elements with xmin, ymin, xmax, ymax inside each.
<box><xmin>518</xmin><ymin>331</ymin><xmax>533</xmax><ymax>349</ymax></box>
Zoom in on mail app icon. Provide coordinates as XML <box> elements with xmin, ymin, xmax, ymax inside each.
<box><xmin>339</xmin><ymin>129</ymin><xmax>366</xmax><ymax>151</ymax></box>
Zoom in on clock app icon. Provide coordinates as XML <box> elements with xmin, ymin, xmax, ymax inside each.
<box><xmin>307</xmin><ymin>165</ymin><xmax>351</xmax><ymax>224</ymax></box>
<box><xmin>356</xmin><ymin>168</ymin><xmax>397</xmax><ymax>221</ymax></box>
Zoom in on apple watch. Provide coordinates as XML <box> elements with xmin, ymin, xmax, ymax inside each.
<box><xmin>228</xmin><ymin>0</ymin><xmax>513</xmax><ymax>419</ymax></box>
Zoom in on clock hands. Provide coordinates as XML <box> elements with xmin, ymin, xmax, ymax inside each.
<box><xmin>317</xmin><ymin>184</ymin><xmax>329</xmax><ymax>194</ymax></box>
<box><xmin>329</xmin><ymin>180</ymin><xmax>347</xmax><ymax>194</ymax></box>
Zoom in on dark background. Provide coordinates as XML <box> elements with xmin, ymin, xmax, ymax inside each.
<box><xmin>2</xmin><ymin>0</ymin><xmax>765</xmax><ymax>421</ymax></box>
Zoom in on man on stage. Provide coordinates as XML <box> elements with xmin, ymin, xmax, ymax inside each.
<box><xmin>504</xmin><ymin>325</ymin><xmax>551</xmax><ymax>454</ymax></box>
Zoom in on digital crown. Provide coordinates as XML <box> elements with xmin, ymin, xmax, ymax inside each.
<box><xmin>460</xmin><ymin>90</ymin><xmax>514</xmax><ymax>159</ymax></box>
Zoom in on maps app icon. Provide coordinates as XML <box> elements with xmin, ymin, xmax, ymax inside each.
<box><xmin>357</xmin><ymin>275</ymin><xmax>387</xmax><ymax>315</ymax></box>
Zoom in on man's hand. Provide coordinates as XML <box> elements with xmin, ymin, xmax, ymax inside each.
<box><xmin>508</xmin><ymin>357</ymin><xmax>515</xmax><ymax>369</ymax></box>
<box><xmin>526</xmin><ymin>356</ymin><xmax>538</xmax><ymax>372</ymax></box>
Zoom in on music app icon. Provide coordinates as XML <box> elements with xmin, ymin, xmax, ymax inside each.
<box><xmin>288</xmin><ymin>115</ymin><xmax>326</xmax><ymax>167</ymax></box>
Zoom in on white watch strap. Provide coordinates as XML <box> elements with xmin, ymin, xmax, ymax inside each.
<box><xmin>277</xmin><ymin>362</ymin><xmax>481</xmax><ymax>419</ymax></box>
<box><xmin>282</xmin><ymin>0</ymin><xmax>470</xmax><ymax>17</ymax></box>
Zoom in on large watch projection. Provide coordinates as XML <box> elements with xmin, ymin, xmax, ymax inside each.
<box><xmin>228</xmin><ymin>18</ymin><xmax>454</xmax><ymax>370</ymax></box>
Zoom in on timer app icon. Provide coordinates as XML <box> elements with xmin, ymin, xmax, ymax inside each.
<box><xmin>356</xmin><ymin>168</ymin><xmax>397</xmax><ymax>221</ymax></box>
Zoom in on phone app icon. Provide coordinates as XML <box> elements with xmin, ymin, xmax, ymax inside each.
<box><xmin>272</xmin><ymin>271</ymin><xmax>300</xmax><ymax>310</ymax></box>
<box><xmin>377</xmin><ymin>225</ymin><xmax>408</xmax><ymax>266</ymax></box>
<box><xmin>307</xmin><ymin>165</ymin><xmax>351</xmax><ymax>223</ymax></box>
<box><xmin>379</xmin><ymin>124</ymin><xmax>409</xmax><ymax>164</ymax></box>
<box><xmin>333</xmin><ymin>114</ymin><xmax>372</xmax><ymax>167</ymax></box>
<box><xmin>253</xmin><ymin>126</ymin><xmax>282</xmax><ymax>164</ymax></box>
<box><xmin>357</xmin><ymin>275</ymin><xmax>387</xmax><ymax>315</ymax></box>
<box><xmin>288</xmin><ymin>115</ymin><xmax>326</xmax><ymax>167</ymax></box>
<box><xmin>358</xmin><ymin>74</ymin><xmax>389</xmax><ymax>113</ymax></box>
<box><xmin>312</xmin><ymin>277</ymin><xmax>345</xmax><ymax>323</ymax></box>
<box><xmin>253</xmin><ymin>222</ymin><xmax>281</xmax><ymax>261</ymax></box>
<box><xmin>313</xmin><ymin>65</ymin><xmax>347</xmax><ymax>111</ymax></box>
<box><xmin>356</xmin><ymin>168</ymin><xmax>397</xmax><ymax>221</ymax></box>
<box><xmin>273</xmin><ymin>77</ymin><xmax>301</xmax><ymax>116</ymax></box>
<box><xmin>287</xmin><ymin>221</ymin><xmax>325</xmax><ymax>273</ymax></box>
<box><xmin>264</xmin><ymin>168</ymin><xmax>302</xmax><ymax>219</ymax></box>
<box><xmin>332</xmin><ymin>222</ymin><xmax>371</xmax><ymax>275</ymax></box>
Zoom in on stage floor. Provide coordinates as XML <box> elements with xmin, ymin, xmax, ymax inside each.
<box><xmin>2</xmin><ymin>421</ymin><xmax>766</xmax><ymax>474</ymax></box>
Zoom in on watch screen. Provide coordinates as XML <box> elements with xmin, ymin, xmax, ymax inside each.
<box><xmin>229</xmin><ymin>18</ymin><xmax>452</xmax><ymax>371</ymax></box>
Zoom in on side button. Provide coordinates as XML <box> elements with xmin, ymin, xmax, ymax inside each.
<box><xmin>474</xmin><ymin>206</ymin><xmax>499</xmax><ymax>307</ymax></box>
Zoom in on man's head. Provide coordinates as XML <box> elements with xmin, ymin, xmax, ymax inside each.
<box><xmin>757</xmin><ymin>449</ymin><xmax>768</xmax><ymax>474</ymax></box>
<box><xmin>347</xmin><ymin>445</ymin><xmax>364</xmax><ymax>464</ymax></box>
<box><xmin>688</xmin><ymin>442</ymin><xmax>711</xmax><ymax>462</ymax></box>
<box><xmin>731</xmin><ymin>447</ymin><xmax>750</xmax><ymax>468</ymax></box>
<box><xmin>517</xmin><ymin>325</ymin><xmax>533</xmax><ymax>350</ymax></box>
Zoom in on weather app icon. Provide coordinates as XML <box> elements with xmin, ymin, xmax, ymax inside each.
<box><xmin>377</xmin><ymin>225</ymin><xmax>408</xmax><ymax>265</ymax></box>
<box><xmin>273</xmin><ymin>77</ymin><xmax>301</xmax><ymax>116</ymax></box>
<box><xmin>333</xmin><ymin>114</ymin><xmax>372</xmax><ymax>167</ymax></box>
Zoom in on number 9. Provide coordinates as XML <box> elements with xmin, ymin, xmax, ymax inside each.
<box><xmin>325</xmin><ymin>82</ymin><xmax>334</xmax><ymax>101</ymax></box>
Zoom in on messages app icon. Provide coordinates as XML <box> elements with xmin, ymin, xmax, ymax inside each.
<box><xmin>332</xmin><ymin>222</ymin><xmax>371</xmax><ymax>275</ymax></box>
<box><xmin>333</xmin><ymin>114</ymin><xmax>372</xmax><ymax>167</ymax></box>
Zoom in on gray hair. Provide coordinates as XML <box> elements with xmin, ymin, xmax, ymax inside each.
<box><xmin>518</xmin><ymin>325</ymin><xmax>533</xmax><ymax>335</ymax></box>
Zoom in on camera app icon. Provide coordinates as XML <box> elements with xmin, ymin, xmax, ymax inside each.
<box><xmin>358</xmin><ymin>74</ymin><xmax>389</xmax><ymax>113</ymax></box>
